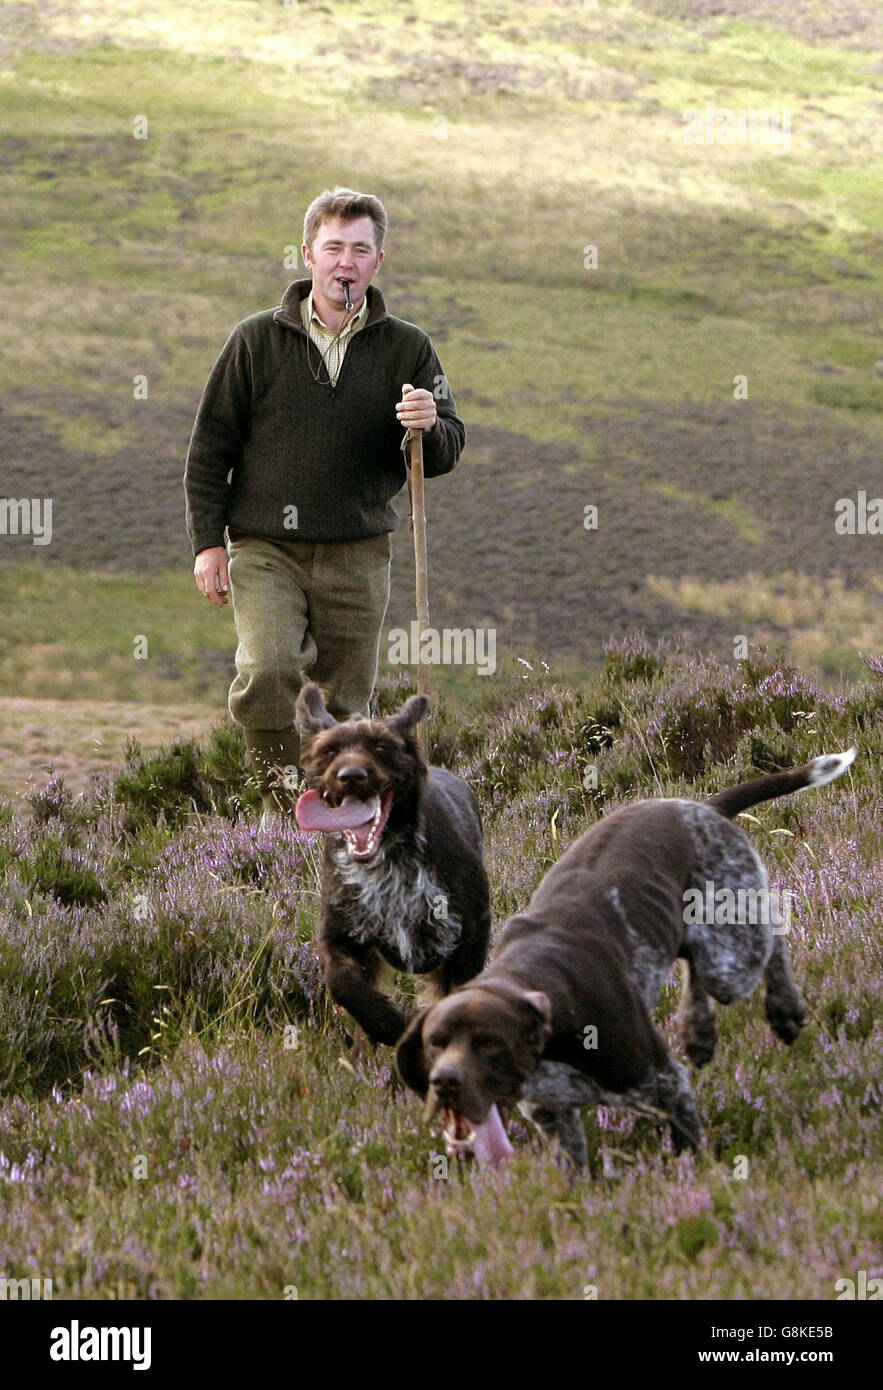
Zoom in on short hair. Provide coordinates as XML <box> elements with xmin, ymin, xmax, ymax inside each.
<box><xmin>302</xmin><ymin>187</ymin><xmax>388</xmax><ymax>253</ymax></box>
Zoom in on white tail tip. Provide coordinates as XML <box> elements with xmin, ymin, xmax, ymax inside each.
<box><xmin>808</xmin><ymin>747</ymin><xmax>857</xmax><ymax>787</ymax></box>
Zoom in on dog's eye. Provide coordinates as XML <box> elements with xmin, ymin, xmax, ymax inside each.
<box><xmin>320</xmin><ymin>745</ymin><xmax>347</xmax><ymax>766</ymax></box>
<box><xmin>473</xmin><ymin>1035</ymin><xmax>505</xmax><ymax>1053</ymax></box>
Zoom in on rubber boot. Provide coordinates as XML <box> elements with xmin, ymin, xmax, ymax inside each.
<box><xmin>242</xmin><ymin>727</ymin><xmax>302</xmax><ymax>824</ymax></box>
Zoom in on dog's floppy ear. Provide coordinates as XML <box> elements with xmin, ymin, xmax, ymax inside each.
<box><xmin>388</xmin><ymin>694</ymin><xmax>429</xmax><ymax>736</ymax></box>
<box><xmin>395</xmin><ymin>1008</ymin><xmax>431</xmax><ymax>1095</ymax></box>
<box><xmin>522</xmin><ymin>990</ymin><xmax>552</xmax><ymax>1033</ymax></box>
<box><xmin>295</xmin><ymin>683</ymin><xmax>337</xmax><ymax>738</ymax></box>
<box><xmin>511</xmin><ymin>989</ymin><xmax>553</xmax><ymax>1073</ymax></box>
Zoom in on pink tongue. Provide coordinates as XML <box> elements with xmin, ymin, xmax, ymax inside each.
<box><xmin>472</xmin><ymin>1105</ymin><xmax>514</xmax><ymax>1167</ymax></box>
<box><xmin>295</xmin><ymin>788</ymin><xmax>377</xmax><ymax>832</ymax></box>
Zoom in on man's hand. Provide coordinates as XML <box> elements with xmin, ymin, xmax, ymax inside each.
<box><xmin>396</xmin><ymin>382</ymin><xmax>437</xmax><ymax>433</ymax></box>
<box><xmin>194</xmin><ymin>546</ymin><xmax>229</xmax><ymax>606</ymax></box>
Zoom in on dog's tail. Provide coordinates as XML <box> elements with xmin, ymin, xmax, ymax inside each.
<box><xmin>706</xmin><ymin>748</ymin><xmax>856</xmax><ymax>821</ymax></box>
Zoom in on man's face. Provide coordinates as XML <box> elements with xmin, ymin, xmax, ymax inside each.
<box><xmin>301</xmin><ymin>215</ymin><xmax>384</xmax><ymax>316</ymax></box>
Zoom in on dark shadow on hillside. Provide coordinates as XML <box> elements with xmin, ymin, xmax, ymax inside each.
<box><xmin>4</xmin><ymin>395</ymin><xmax>881</xmax><ymax>668</ymax></box>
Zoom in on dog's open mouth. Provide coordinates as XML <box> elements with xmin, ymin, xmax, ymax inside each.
<box><xmin>442</xmin><ymin>1107</ymin><xmax>476</xmax><ymax>1153</ymax></box>
<box><xmin>440</xmin><ymin>1104</ymin><xmax>513</xmax><ymax>1166</ymax></box>
<box><xmin>342</xmin><ymin>788</ymin><xmax>393</xmax><ymax>860</ymax></box>
<box><xmin>295</xmin><ymin>787</ymin><xmax>394</xmax><ymax>861</ymax></box>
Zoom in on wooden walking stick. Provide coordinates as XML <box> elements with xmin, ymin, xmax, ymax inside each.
<box><xmin>405</xmin><ymin>425</ymin><xmax>430</xmax><ymax>761</ymax></box>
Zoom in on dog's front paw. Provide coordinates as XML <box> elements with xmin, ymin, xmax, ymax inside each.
<box><xmin>684</xmin><ymin>1034</ymin><xmax>716</xmax><ymax>1069</ymax></box>
<box><xmin>682</xmin><ymin>1011</ymin><xmax>717</xmax><ymax>1068</ymax></box>
<box><xmin>766</xmin><ymin>994</ymin><xmax>807</xmax><ymax>1045</ymax></box>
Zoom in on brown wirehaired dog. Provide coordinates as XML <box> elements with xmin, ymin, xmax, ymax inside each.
<box><xmin>396</xmin><ymin>749</ymin><xmax>856</xmax><ymax>1169</ymax></box>
<box><xmin>294</xmin><ymin>683</ymin><xmax>491</xmax><ymax>1046</ymax></box>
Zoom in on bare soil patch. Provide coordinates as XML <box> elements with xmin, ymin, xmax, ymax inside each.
<box><xmin>0</xmin><ymin>695</ymin><xmax>222</xmax><ymax>804</ymax></box>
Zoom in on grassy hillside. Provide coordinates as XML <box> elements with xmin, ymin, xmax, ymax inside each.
<box><xmin>1</xmin><ymin>0</ymin><xmax>882</xmax><ymax>710</ymax></box>
<box><xmin>0</xmin><ymin>647</ymin><xmax>880</xmax><ymax>1298</ymax></box>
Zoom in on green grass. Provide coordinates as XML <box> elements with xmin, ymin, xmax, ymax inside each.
<box><xmin>0</xmin><ymin>564</ymin><xmax>236</xmax><ymax>702</ymax></box>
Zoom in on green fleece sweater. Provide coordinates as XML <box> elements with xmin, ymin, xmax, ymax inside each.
<box><xmin>183</xmin><ymin>279</ymin><xmax>465</xmax><ymax>554</ymax></box>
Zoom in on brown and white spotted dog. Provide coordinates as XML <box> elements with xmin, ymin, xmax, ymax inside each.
<box><xmin>294</xmin><ymin>683</ymin><xmax>491</xmax><ymax>1046</ymax></box>
<box><xmin>396</xmin><ymin>750</ymin><xmax>856</xmax><ymax>1169</ymax></box>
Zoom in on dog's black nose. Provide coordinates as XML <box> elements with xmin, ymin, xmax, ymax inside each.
<box><xmin>337</xmin><ymin>764</ymin><xmax>369</xmax><ymax>783</ymax></box>
<box><xmin>429</xmin><ymin>1064</ymin><xmax>464</xmax><ymax>1101</ymax></box>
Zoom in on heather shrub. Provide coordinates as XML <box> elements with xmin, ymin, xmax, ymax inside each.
<box><xmin>843</xmin><ymin>658</ymin><xmax>883</xmax><ymax>736</ymax></box>
<box><xmin>603</xmin><ymin>633</ymin><xmax>667</xmax><ymax>685</ymax></box>
<box><xmin>370</xmin><ymin>670</ymin><xmax>425</xmax><ymax>720</ymax></box>
<box><xmin>108</xmin><ymin>722</ymin><xmax>260</xmax><ymax>833</ymax></box>
<box><xmin>110</xmin><ymin>736</ymin><xmax>216</xmax><ymax>832</ymax></box>
<box><xmin>27</xmin><ymin>774</ymin><xmax>90</xmax><ymax>831</ymax></box>
<box><xmin>741</xmin><ymin>668</ymin><xmax>822</xmax><ymax>733</ymax></box>
<box><xmin>2</xmin><ymin>811</ymin><xmax>113</xmax><ymax>910</ymax></box>
<box><xmin>462</xmin><ymin>704</ymin><xmax>551</xmax><ymax>805</ymax></box>
<box><xmin>22</xmin><ymin>836</ymin><xmax>108</xmax><ymax>908</ymax></box>
<box><xmin>729</xmin><ymin>726</ymin><xmax>801</xmax><ymax>778</ymax></box>
<box><xmin>620</xmin><ymin>649</ymin><xmax>850</xmax><ymax>783</ymax></box>
<box><xmin>374</xmin><ymin>667</ymin><xmax>571</xmax><ymax>776</ymax></box>
<box><xmin>643</xmin><ymin>665</ymin><xmax>746</xmax><ymax>779</ymax></box>
<box><xmin>199</xmin><ymin>719</ymin><xmax>261</xmax><ymax>814</ymax></box>
<box><xmin>0</xmin><ymin>819</ymin><xmax>323</xmax><ymax>1095</ymax></box>
<box><xmin>486</xmin><ymin>787</ymin><xmax>593</xmax><ymax>924</ymax></box>
<box><xmin>455</xmin><ymin>682</ymin><xmax>620</xmax><ymax>814</ymax></box>
<box><xmin>596</xmin><ymin>733</ymin><xmax>659</xmax><ymax>800</ymax></box>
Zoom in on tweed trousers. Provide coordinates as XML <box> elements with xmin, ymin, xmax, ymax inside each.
<box><xmin>226</xmin><ymin>529</ymin><xmax>392</xmax><ymax>732</ymax></box>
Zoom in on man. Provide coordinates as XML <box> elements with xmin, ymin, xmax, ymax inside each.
<box><xmin>184</xmin><ymin>187</ymin><xmax>465</xmax><ymax>820</ymax></box>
